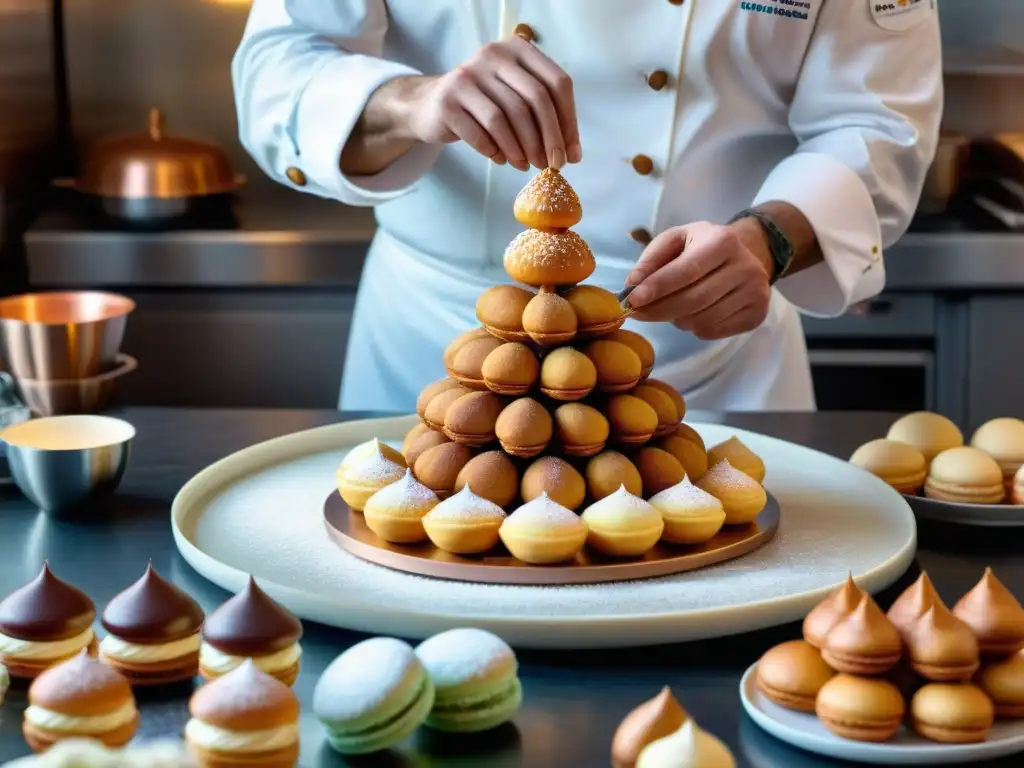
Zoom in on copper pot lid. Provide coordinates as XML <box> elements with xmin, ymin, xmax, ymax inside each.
<box><xmin>72</xmin><ymin>108</ymin><xmax>244</xmax><ymax>199</ymax></box>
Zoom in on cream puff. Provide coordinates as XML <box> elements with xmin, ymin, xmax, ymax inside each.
<box><xmin>495</xmin><ymin>397</ymin><xmax>553</xmax><ymax>458</ymax></box>
<box><xmin>706</xmin><ymin>436</ymin><xmax>765</xmax><ymax>484</ymax></box>
<box><xmin>553</xmin><ymin>402</ymin><xmax>609</xmax><ymax>457</ymax></box>
<box><xmin>539</xmin><ymin>346</ymin><xmax>596</xmax><ymax>400</ymax></box>
<box><xmin>422</xmin><ymin>384</ymin><xmax>473</xmax><ymax>430</ymax></box>
<box><xmin>481</xmin><ymin>342</ymin><xmax>539</xmax><ymax>396</ymax></box>
<box><xmin>816</xmin><ymin>673</ymin><xmax>905</xmax><ymax>742</ymax></box>
<box><xmin>454</xmin><ymin>450</ymin><xmax>519</xmax><ymax>508</ymax></box>
<box><xmin>634</xmin><ymin>447</ymin><xmax>686</xmax><ymax>497</ymax></box>
<box><xmin>849</xmin><ymin>438</ymin><xmax>927</xmax><ymax>494</ymax></box>
<box><xmin>446</xmin><ymin>333</ymin><xmax>504</xmax><ymax>390</ymax></box>
<box><xmin>442</xmin><ymin>391</ymin><xmax>504</xmax><ymax>446</ymax></box>
<box><xmin>499</xmin><ymin>493</ymin><xmax>588</xmax><ymax>564</ymax></box>
<box><xmin>974</xmin><ymin>652</ymin><xmax>1024</xmax><ymax>718</ymax></box>
<box><xmin>337</xmin><ymin>438</ymin><xmax>407</xmax><ymax>512</ymax></box>
<box><xmin>606</xmin><ymin>394</ymin><xmax>658</xmax><ymax>446</ymax></box>
<box><xmin>521</xmin><ymin>455</ymin><xmax>587</xmax><ymax>511</ymax></box>
<box><xmin>580</xmin><ymin>485</ymin><xmax>664</xmax><ymax>557</ymax></box>
<box><xmin>512</xmin><ymin>167</ymin><xmax>583</xmax><ymax>230</ymax></box>
<box><xmin>475</xmin><ymin>285</ymin><xmax>534</xmax><ymax>343</ymax></box>
<box><xmin>910</xmin><ymin>683</ymin><xmax>994</xmax><ymax>744</ymax></box>
<box><xmin>887</xmin><ymin>571</ymin><xmax>941</xmax><ymax>641</ymax></box>
<box><xmin>648</xmin><ymin>476</ymin><xmax>726</xmax><ymax>545</ymax></box>
<box><xmin>522</xmin><ymin>291</ymin><xmax>578</xmax><ymax>346</ymax></box>
<box><xmin>887</xmin><ymin>411</ymin><xmax>963</xmax><ymax>465</ymax></box>
<box><xmin>756</xmin><ymin>640</ymin><xmax>834</xmax><ymax>713</ymax></box>
<box><xmin>564</xmin><ymin>285</ymin><xmax>625</xmax><ymax>337</ymax></box>
<box><xmin>907</xmin><ymin>602</ymin><xmax>980</xmax><ymax>682</ymax></box>
<box><xmin>696</xmin><ymin>460</ymin><xmax>766</xmax><ymax>525</ymax></box>
<box><xmin>422</xmin><ymin>484</ymin><xmax>507</xmax><ymax>555</ymax></box>
<box><xmin>654</xmin><ymin>435</ymin><xmax>708</xmax><ymax>482</ymax></box>
<box><xmin>584</xmin><ymin>340</ymin><xmax>642</xmax><ymax>393</ymax></box>
<box><xmin>821</xmin><ymin>593</ymin><xmax>902</xmax><ymax>675</ymax></box>
<box><xmin>586</xmin><ymin>451</ymin><xmax>643</xmax><ymax>500</ymax></box>
<box><xmin>636</xmin><ymin>720</ymin><xmax>736</xmax><ymax>768</ymax></box>
<box><xmin>363</xmin><ymin>469</ymin><xmax>440</xmax><ymax>544</ymax></box>
<box><xmin>340</xmin><ymin>437</ymin><xmax>405</xmax><ymax>475</ymax></box>
<box><xmin>607</xmin><ymin>332</ymin><xmax>658</xmax><ymax>382</ymax></box>
<box><xmin>630</xmin><ymin>384</ymin><xmax>680</xmax><ymax>439</ymax></box>
<box><xmin>610</xmin><ymin>686</ymin><xmax>688</xmax><ymax>768</ymax></box>
<box><xmin>952</xmin><ymin>567</ymin><xmax>1024</xmax><ymax>656</ymax></box>
<box><xmin>971</xmin><ymin>417</ymin><xmax>1024</xmax><ymax>494</ymax></box>
<box><xmin>803</xmin><ymin>573</ymin><xmax>865</xmax><ymax>649</ymax></box>
<box><xmin>412</xmin><ymin>441</ymin><xmax>475</xmax><ymax>499</ymax></box>
<box><xmin>504</xmin><ymin>229</ymin><xmax>595</xmax><ymax>287</ymax></box>
<box><xmin>925</xmin><ymin>446</ymin><xmax>1005</xmax><ymax>504</ymax></box>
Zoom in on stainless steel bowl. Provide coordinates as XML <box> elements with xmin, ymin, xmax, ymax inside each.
<box><xmin>14</xmin><ymin>354</ymin><xmax>138</xmax><ymax>416</ymax></box>
<box><xmin>0</xmin><ymin>291</ymin><xmax>135</xmax><ymax>380</ymax></box>
<box><xmin>1</xmin><ymin>414</ymin><xmax>135</xmax><ymax>514</ymax></box>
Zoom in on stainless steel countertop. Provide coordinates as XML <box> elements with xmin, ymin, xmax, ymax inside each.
<box><xmin>23</xmin><ymin>193</ymin><xmax>1024</xmax><ymax>290</ymax></box>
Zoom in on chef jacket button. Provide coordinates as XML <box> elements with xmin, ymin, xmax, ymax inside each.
<box><xmin>630</xmin><ymin>227</ymin><xmax>653</xmax><ymax>245</ymax></box>
<box><xmin>631</xmin><ymin>154</ymin><xmax>655</xmax><ymax>176</ymax></box>
<box><xmin>513</xmin><ymin>23</ymin><xmax>535</xmax><ymax>42</ymax></box>
<box><xmin>285</xmin><ymin>167</ymin><xmax>307</xmax><ymax>186</ymax></box>
<box><xmin>667</xmin><ymin>0</ymin><xmax>686</xmax><ymax>5</ymax></box>
<box><xmin>647</xmin><ymin>70</ymin><xmax>670</xmax><ymax>91</ymax></box>
<box><xmin>871</xmin><ymin>245</ymin><xmax>881</xmax><ymax>261</ymax></box>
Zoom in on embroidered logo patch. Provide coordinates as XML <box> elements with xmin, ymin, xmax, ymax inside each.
<box><xmin>738</xmin><ymin>1</ymin><xmax>811</xmax><ymax>21</ymax></box>
<box><xmin>870</xmin><ymin>0</ymin><xmax>931</xmax><ymax>32</ymax></box>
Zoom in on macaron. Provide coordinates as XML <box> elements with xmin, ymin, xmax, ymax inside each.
<box><xmin>815</xmin><ymin>673</ymin><xmax>905</xmax><ymax>742</ymax></box>
<box><xmin>887</xmin><ymin>411</ymin><xmax>963</xmax><ymax>464</ymax></box>
<box><xmin>849</xmin><ymin>439</ymin><xmax>927</xmax><ymax>494</ymax></box>
<box><xmin>23</xmin><ymin>650</ymin><xmax>138</xmax><ymax>752</ymax></box>
<box><xmin>910</xmin><ymin>683</ymin><xmax>994</xmax><ymax>743</ymax></box>
<box><xmin>952</xmin><ymin>567</ymin><xmax>1024</xmax><ymax>656</ymax></box>
<box><xmin>924</xmin><ymin>446</ymin><xmax>1005</xmax><ymax>504</ymax></box>
<box><xmin>756</xmin><ymin>640</ymin><xmax>834</xmax><ymax>713</ymax></box>
<box><xmin>415</xmin><ymin>628</ymin><xmax>522</xmax><ymax>732</ymax></box>
<box><xmin>313</xmin><ymin>637</ymin><xmax>435</xmax><ymax>755</ymax></box>
<box><xmin>185</xmin><ymin>659</ymin><xmax>300</xmax><ymax>767</ymax></box>
<box><xmin>974</xmin><ymin>651</ymin><xmax>1024</xmax><ymax>718</ymax></box>
<box><xmin>970</xmin><ymin>417</ymin><xmax>1024</xmax><ymax>492</ymax></box>
<box><xmin>821</xmin><ymin>593</ymin><xmax>902</xmax><ymax>675</ymax></box>
<box><xmin>611</xmin><ymin>686</ymin><xmax>688</xmax><ymax>768</ymax></box>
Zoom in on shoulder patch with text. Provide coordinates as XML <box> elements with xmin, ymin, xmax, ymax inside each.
<box><xmin>870</xmin><ymin>0</ymin><xmax>932</xmax><ymax>32</ymax></box>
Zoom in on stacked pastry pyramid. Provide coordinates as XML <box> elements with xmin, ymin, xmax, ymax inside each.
<box><xmin>336</xmin><ymin>169</ymin><xmax>769</xmax><ymax>566</ymax></box>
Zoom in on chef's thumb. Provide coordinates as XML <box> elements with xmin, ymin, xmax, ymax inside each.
<box><xmin>625</xmin><ymin>227</ymin><xmax>687</xmax><ymax>294</ymax></box>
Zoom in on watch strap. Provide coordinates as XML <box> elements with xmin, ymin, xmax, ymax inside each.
<box><xmin>728</xmin><ymin>209</ymin><xmax>795</xmax><ymax>286</ymax></box>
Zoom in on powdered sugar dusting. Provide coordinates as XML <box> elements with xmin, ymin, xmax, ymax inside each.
<box><xmin>424</xmin><ymin>485</ymin><xmax>505</xmax><ymax>521</ymax></box>
<box><xmin>342</xmin><ymin>446</ymin><xmax>405</xmax><ymax>485</ymax></box>
<box><xmin>312</xmin><ymin>637</ymin><xmax>421</xmax><ymax>722</ymax></box>
<box><xmin>582</xmin><ymin>485</ymin><xmax>661</xmax><ymax>527</ymax></box>
<box><xmin>699</xmin><ymin>460</ymin><xmax>759</xmax><ymax>492</ymax></box>
<box><xmin>203</xmin><ymin>659</ymin><xmax>295</xmax><ymax>717</ymax></box>
<box><xmin>503</xmin><ymin>229</ymin><xmax>592</xmax><ymax>270</ymax></box>
<box><xmin>506</xmin><ymin>493</ymin><xmax>583</xmax><ymax>531</ymax></box>
<box><xmin>365</xmin><ymin>469</ymin><xmax>437</xmax><ymax>511</ymax></box>
<box><xmin>649</xmin><ymin>476</ymin><xmax>724</xmax><ymax>511</ymax></box>
<box><xmin>415</xmin><ymin>628</ymin><xmax>516</xmax><ymax>688</ymax></box>
<box><xmin>514</xmin><ymin>168</ymin><xmax>581</xmax><ymax>214</ymax></box>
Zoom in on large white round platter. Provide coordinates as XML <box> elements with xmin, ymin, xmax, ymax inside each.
<box><xmin>740</xmin><ymin>663</ymin><xmax>1024</xmax><ymax>764</ymax></box>
<box><xmin>171</xmin><ymin>414</ymin><xmax>917</xmax><ymax>649</ymax></box>
<box><xmin>904</xmin><ymin>494</ymin><xmax>1024</xmax><ymax>527</ymax></box>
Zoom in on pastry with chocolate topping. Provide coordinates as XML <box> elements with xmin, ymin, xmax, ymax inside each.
<box><xmin>200</xmin><ymin>576</ymin><xmax>303</xmax><ymax>686</ymax></box>
<box><xmin>99</xmin><ymin>563</ymin><xmax>205</xmax><ymax>685</ymax></box>
<box><xmin>0</xmin><ymin>563</ymin><xmax>96</xmax><ymax>679</ymax></box>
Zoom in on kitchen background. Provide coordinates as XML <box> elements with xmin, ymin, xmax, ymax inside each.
<box><xmin>1</xmin><ymin>0</ymin><xmax>1022</xmax><ymax>427</ymax></box>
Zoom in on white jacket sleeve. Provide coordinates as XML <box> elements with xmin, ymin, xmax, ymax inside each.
<box><xmin>753</xmin><ymin>0</ymin><xmax>943</xmax><ymax>317</ymax></box>
<box><xmin>232</xmin><ymin>0</ymin><xmax>442</xmax><ymax>206</ymax></box>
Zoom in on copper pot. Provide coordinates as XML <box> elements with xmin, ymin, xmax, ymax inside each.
<box><xmin>55</xmin><ymin>108</ymin><xmax>244</xmax><ymax>227</ymax></box>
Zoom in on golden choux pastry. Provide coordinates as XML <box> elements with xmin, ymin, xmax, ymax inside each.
<box><xmin>422</xmin><ymin>484</ymin><xmax>506</xmax><ymax>555</ymax></box>
<box><xmin>607</xmin><ymin>331</ymin><xmax>657</xmax><ymax>382</ymax></box>
<box><xmin>610</xmin><ymin>686</ymin><xmax>688</xmax><ymax>768</ymax></box>
<box><xmin>887</xmin><ymin>411</ymin><xmax>963</xmax><ymax>465</ymax></box>
<box><xmin>697</xmin><ymin>459</ymin><xmax>766</xmax><ymax>525</ymax></box>
<box><xmin>803</xmin><ymin>573</ymin><xmax>864</xmax><ymax>649</ymax></box>
<box><xmin>580</xmin><ymin>485</ymin><xmax>664</xmax><ymax>557</ymax></box>
<box><xmin>499</xmin><ymin>492</ymin><xmax>588</xmax><ymax>564</ymax></box>
<box><xmin>539</xmin><ymin>347</ymin><xmax>597</xmax><ymax>401</ymax></box>
<box><xmin>910</xmin><ymin>683</ymin><xmax>994</xmax><ymax>744</ymax></box>
<box><xmin>503</xmin><ymin>229</ymin><xmax>595</xmax><ymax>287</ymax></box>
<box><xmin>907</xmin><ymin>602</ymin><xmax>980</xmax><ymax>682</ymax></box>
<box><xmin>887</xmin><ymin>571</ymin><xmax>941</xmax><ymax>641</ymax></box>
<box><xmin>422</xmin><ymin>384</ymin><xmax>472</xmax><ymax>430</ymax></box>
<box><xmin>446</xmin><ymin>333</ymin><xmax>505</xmax><ymax>390</ymax></box>
<box><xmin>512</xmin><ymin>167</ymin><xmax>583</xmax><ymax>230</ymax></box>
<box><xmin>952</xmin><ymin>567</ymin><xmax>1024</xmax><ymax>656</ymax></box>
<box><xmin>815</xmin><ymin>674</ymin><xmax>905</xmax><ymax>743</ymax></box>
<box><xmin>481</xmin><ymin>342</ymin><xmax>539</xmax><ymax>396</ymax></box>
<box><xmin>402</xmin><ymin>422</ymin><xmax>432</xmax><ymax>458</ymax></box>
<box><xmin>340</xmin><ymin>437</ymin><xmax>406</xmax><ymax>476</ymax></box>
<box><xmin>631</xmin><ymin>384</ymin><xmax>680</xmax><ymax>439</ymax></box>
<box><xmin>673</xmin><ymin>422</ymin><xmax>703</xmax><ymax>451</ymax></box>
<box><xmin>412</xmin><ymin>442</ymin><xmax>475</xmax><ymax>499</ymax></box>
<box><xmin>521</xmin><ymin>456</ymin><xmax>586</xmax><ymax>511</ymax></box>
<box><xmin>648</xmin><ymin>476</ymin><xmax>726</xmax><ymax>545</ymax></box>
<box><xmin>553</xmin><ymin>402</ymin><xmax>609</xmax><ymax>457</ymax></box>
<box><xmin>1014</xmin><ymin>464</ymin><xmax>1024</xmax><ymax>505</ymax></box>
<box><xmin>404</xmin><ymin>429</ymin><xmax>450</xmax><ymax>468</ymax></box>
<box><xmin>607</xmin><ymin>394</ymin><xmax>658</xmax><ymax>446</ymax></box>
<box><xmin>849</xmin><ymin>438</ymin><xmax>927</xmax><ymax>495</ymax></box>
<box><xmin>970</xmin><ymin>417</ymin><xmax>1024</xmax><ymax>493</ymax></box>
<box><xmin>522</xmin><ymin>291</ymin><xmax>578</xmax><ymax>346</ymax></box>
<box><xmin>821</xmin><ymin>593</ymin><xmax>903</xmax><ymax>675</ymax></box>
<box><xmin>973</xmin><ymin>651</ymin><xmax>1024</xmax><ymax>718</ymax></box>
<box><xmin>495</xmin><ymin>397</ymin><xmax>553</xmax><ymax>458</ymax></box>
<box><xmin>584</xmin><ymin>340</ymin><xmax>643</xmax><ymax>394</ymax></box>
<box><xmin>442</xmin><ymin>391</ymin><xmax>504</xmax><ymax>446</ymax></box>
<box><xmin>443</xmin><ymin>328</ymin><xmax>492</xmax><ymax>370</ymax></box>
<box><xmin>337</xmin><ymin>439</ymin><xmax>408</xmax><ymax>512</ymax></box>
<box><xmin>565</xmin><ymin>285</ymin><xmax>625</xmax><ymax>337</ymax></box>
<box><xmin>706</xmin><ymin>436</ymin><xmax>765</xmax><ymax>484</ymax></box>
<box><xmin>586</xmin><ymin>451</ymin><xmax>643</xmax><ymax>500</ymax></box>
<box><xmin>416</xmin><ymin>377</ymin><xmax>463</xmax><ymax>420</ymax></box>
<box><xmin>475</xmin><ymin>285</ymin><xmax>535</xmax><ymax>343</ymax></box>
<box><xmin>636</xmin><ymin>720</ymin><xmax>736</xmax><ymax>768</ymax></box>
<box><xmin>454</xmin><ymin>450</ymin><xmax>519</xmax><ymax>508</ymax></box>
<box><xmin>363</xmin><ymin>469</ymin><xmax>439</xmax><ymax>544</ymax></box>
<box><xmin>924</xmin><ymin>446</ymin><xmax>1005</xmax><ymax>504</ymax></box>
<box><xmin>654</xmin><ymin>435</ymin><xmax>708</xmax><ymax>482</ymax></box>
<box><xmin>635</xmin><ymin>447</ymin><xmax>686</xmax><ymax>497</ymax></box>
<box><xmin>755</xmin><ymin>640</ymin><xmax>835</xmax><ymax>713</ymax></box>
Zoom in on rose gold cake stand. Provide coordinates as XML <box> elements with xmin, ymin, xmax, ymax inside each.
<box><xmin>323</xmin><ymin>491</ymin><xmax>780</xmax><ymax>585</ymax></box>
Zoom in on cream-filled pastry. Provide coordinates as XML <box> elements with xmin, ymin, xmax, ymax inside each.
<box><xmin>648</xmin><ymin>476</ymin><xmax>726</xmax><ymax>545</ymax></box>
<box><xmin>422</xmin><ymin>484</ymin><xmax>507</xmax><ymax>555</ymax></box>
<box><xmin>363</xmin><ymin>469</ymin><xmax>439</xmax><ymax>544</ymax></box>
<box><xmin>636</xmin><ymin>719</ymin><xmax>736</xmax><ymax>768</ymax></box>
<box><xmin>499</xmin><ymin>493</ymin><xmax>588</xmax><ymax>564</ymax></box>
<box><xmin>706</xmin><ymin>436</ymin><xmax>765</xmax><ymax>483</ymax></box>
<box><xmin>336</xmin><ymin>438</ymin><xmax>407</xmax><ymax>511</ymax></box>
<box><xmin>581</xmin><ymin>485</ymin><xmax>664</xmax><ymax>557</ymax></box>
<box><xmin>696</xmin><ymin>460</ymin><xmax>766</xmax><ymax>525</ymax></box>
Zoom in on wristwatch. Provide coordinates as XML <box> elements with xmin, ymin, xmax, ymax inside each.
<box><xmin>728</xmin><ymin>209</ymin><xmax>795</xmax><ymax>286</ymax></box>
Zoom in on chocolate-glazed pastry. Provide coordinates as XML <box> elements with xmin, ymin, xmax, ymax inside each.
<box><xmin>0</xmin><ymin>563</ymin><xmax>96</xmax><ymax>679</ymax></box>
<box><xmin>99</xmin><ymin>563</ymin><xmax>205</xmax><ymax>686</ymax></box>
<box><xmin>199</xmin><ymin>576</ymin><xmax>303</xmax><ymax>686</ymax></box>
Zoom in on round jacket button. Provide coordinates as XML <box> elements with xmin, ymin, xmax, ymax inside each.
<box><xmin>647</xmin><ymin>70</ymin><xmax>670</xmax><ymax>91</ymax></box>
<box><xmin>668</xmin><ymin>0</ymin><xmax>686</xmax><ymax>5</ymax></box>
<box><xmin>286</xmin><ymin>167</ymin><xmax>307</xmax><ymax>186</ymax></box>
<box><xmin>513</xmin><ymin>23</ymin><xmax>535</xmax><ymax>42</ymax></box>
<box><xmin>630</xmin><ymin>227</ymin><xmax>653</xmax><ymax>245</ymax></box>
<box><xmin>631</xmin><ymin>154</ymin><xmax>655</xmax><ymax>176</ymax></box>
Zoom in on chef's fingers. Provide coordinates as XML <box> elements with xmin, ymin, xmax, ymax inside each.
<box><xmin>629</xmin><ymin>264</ymin><xmax>735</xmax><ymax>323</ymax></box>
<box><xmin>479</xmin><ymin>76</ymin><xmax>546</xmax><ymax>170</ymax></box>
<box><xmin>628</xmin><ymin>236</ymin><xmax>727</xmax><ymax>310</ymax></box>
<box><xmin>461</xmin><ymin>85</ymin><xmax>529</xmax><ymax>170</ymax></box>
<box><xmin>672</xmin><ymin>287</ymin><xmax>748</xmax><ymax>332</ymax></box>
<box><xmin>627</xmin><ymin>228</ymin><xmax>688</xmax><ymax>289</ymax></box>
<box><xmin>512</xmin><ymin>40</ymin><xmax>580</xmax><ymax>164</ymax></box>
<box><xmin>497</xmin><ymin>61</ymin><xmax>567</xmax><ymax>169</ymax></box>
<box><xmin>688</xmin><ymin>301</ymin><xmax>764</xmax><ymax>341</ymax></box>
<box><xmin>445</xmin><ymin>104</ymin><xmax>504</xmax><ymax>165</ymax></box>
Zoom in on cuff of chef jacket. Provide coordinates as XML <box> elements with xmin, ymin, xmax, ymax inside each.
<box><xmin>752</xmin><ymin>153</ymin><xmax>885</xmax><ymax>319</ymax></box>
<box><xmin>295</xmin><ymin>55</ymin><xmax>443</xmax><ymax>206</ymax></box>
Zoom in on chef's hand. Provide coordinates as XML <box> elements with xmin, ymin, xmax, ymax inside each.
<box><xmin>624</xmin><ymin>221</ymin><xmax>774</xmax><ymax>341</ymax></box>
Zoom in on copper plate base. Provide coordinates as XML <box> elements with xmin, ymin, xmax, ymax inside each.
<box><xmin>323</xmin><ymin>491</ymin><xmax>780</xmax><ymax>585</ymax></box>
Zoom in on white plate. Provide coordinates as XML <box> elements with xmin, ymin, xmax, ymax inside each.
<box><xmin>904</xmin><ymin>494</ymin><xmax>1024</xmax><ymax>527</ymax></box>
<box><xmin>171</xmin><ymin>415</ymin><xmax>917</xmax><ymax>649</ymax></box>
<box><xmin>740</xmin><ymin>663</ymin><xmax>1024</xmax><ymax>764</ymax></box>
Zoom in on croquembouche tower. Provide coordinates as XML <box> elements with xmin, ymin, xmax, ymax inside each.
<box><xmin>336</xmin><ymin>168</ymin><xmax>768</xmax><ymax>566</ymax></box>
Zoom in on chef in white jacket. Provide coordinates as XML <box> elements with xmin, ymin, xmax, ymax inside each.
<box><xmin>233</xmin><ymin>0</ymin><xmax>942</xmax><ymax>413</ymax></box>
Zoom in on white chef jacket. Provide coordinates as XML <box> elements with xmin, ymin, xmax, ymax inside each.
<box><xmin>232</xmin><ymin>0</ymin><xmax>942</xmax><ymax>413</ymax></box>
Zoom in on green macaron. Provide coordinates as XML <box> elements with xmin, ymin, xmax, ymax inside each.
<box><xmin>313</xmin><ymin>637</ymin><xmax>435</xmax><ymax>754</ymax></box>
<box><xmin>415</xmin><ymin>627</ymin><xmax>522</xmax><ymax>732</ymax></box>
